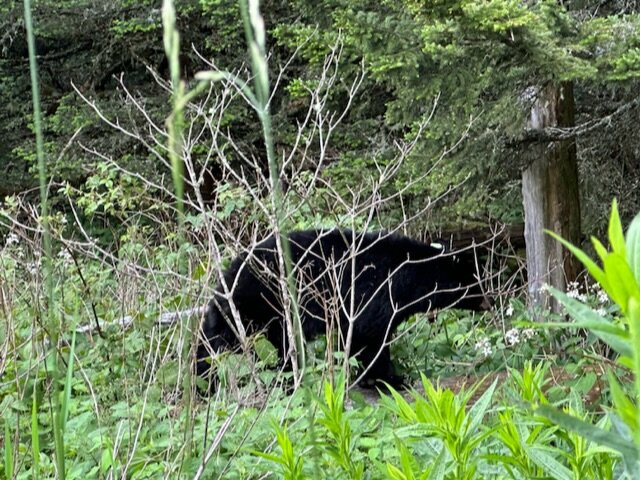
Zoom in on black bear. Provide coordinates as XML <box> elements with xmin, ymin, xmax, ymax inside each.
<box><xmin>196</xmin><ymin>229</ymin><xmax>487</xmax><ymax>389</ymax></box>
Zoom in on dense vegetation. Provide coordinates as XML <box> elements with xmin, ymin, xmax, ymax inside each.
<box><xmin>1</xmin><ymin>0</ymin><xmax>640</xmax><ymax>478</ymax></box>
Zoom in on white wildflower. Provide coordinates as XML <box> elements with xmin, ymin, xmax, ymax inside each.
<box><xmin>566</xmin><ymin>281</ymin><xmax>580</xmax><ymax>298</ymax></box>
<box><xmin>475</xmin><ymin>337</ymin><xmax>492</xmax><ymax>357</ymax></box>
<box><xmin>505</xmin><ymin>328</ymin><xmax>520</xmax><ymax>346</ymax></box>
<box><xmin>595</xmin><ymin>308</ymin><xmax>608</xmax><ymax>317</ymax></box>
<box><xmin>58</xmin><ymin>249</ymin><xmax>73</xmax><ymax>265</ymax></box>
<box><xmin>5</xmin><ymin>233</ymin><xmax>19</xmax><ymax>247</ymax></box>
<box><xmin>505</xmin><ymin>304</ymin><xmax>514</xmax><ymax>317</ymax></box>
<box><xmin>522</xmin><ymin>328</ymin><xmax>536</xmax><ymax>340</ymax></box>
<box><xmin>597</xmin><ymin>289</ymin><xmax>608</xmax><ymax>304</ymax></box>
<box><xmin>26</xmin><ymin>261</ymin><xmax>40</xmax><ymax>275</ymax></box>
<box><xmin>566</xmin><ymin>281</ymin><xmax>587</xmax><ymax>302</ymax></box>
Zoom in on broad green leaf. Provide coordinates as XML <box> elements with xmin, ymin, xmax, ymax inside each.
<box><xmin>603</xmin><ymin>253</ymin><xmax>640</xmax><ymax>314</ymax></box>
<box><xmin>383</xmin><ymin>385</ymin><xmax>418</xmax><ymax>422</ymax></box>
<box><xmin>426</xmin><ymin>445</ymin><xmax>447</xmax><ymax>480</ymax></box>
<box><xmin>627</xmin><ymin>212</ymin><xmax>640</xmax><ymax>291</ymax></box>
<box><xmin>610</xmin><ymin>412</ymin><xmax>635</xmax><ymax>443</ymax></box>
<box><xmin>385</xmin><ymin>463</ymin><xmax>407</xmax><ymax>480</ymax></box>
<box><xmin>397</xmin><ymin>440</ymin><xmax>416</xmax><ymax>479</ymax></box>
<box><xmin>591</xmin><ymin>236</ymin><xmax>609</xmax><ymax>264</ymax></box>
<box><xmin>608</xmin><ymin>371</ymin><xmax>637</xmax><ymax>433</ymax></box>
<box><xmin>537</xmin><ymin>405</ymin><xmax>638</xmax><ymax>462</ymax></box>
<box><xmin>546</xmin><ymin>288</ymin><xmax>626</xmax><ymax>337</ymax></box>
<box><xmin>526</xmin><ymin>320</ymin><xmax>630</xmax><ymax>358</ymax></box>
<box><xmin>546</xmin><ymin>288</ymin><xmax>631</xmax><ymax>357</ymax></box>
<box><xmin>620</xmin><ymin>356</ymin><xmax>634</xmax><ymax>370</ymax></box>
<box><xmin>609</xmin><ymin>199</ymin><xmax>626</xmax><ymax>257</ymax></box>
<box><xmin>467</xmin><ymin>378</ymin><xmax>497</xmax><ymax>434</ymax></box>
<box><xmin>252</xmin><ymin>450</ymin><xmax>288</xmax><ymax>466</ymax></box>
<box><xmin>525</xmin><ymin>445</ymin><xmax>572</xmax><ymax>480</ymax></box>
<box><xmin>629</xmin><ymin>297</ymin><xmax>640</xmax><ymax>422</ymax></box>
<box><xmin>608</xmin><ymin>413</ymin><xmax>640</xmax><ymax>473</ymax></box>
<box><xmin>546</xmin><ymin>230</ymin><xmax>607</xmax><ymax>287</ymax></box>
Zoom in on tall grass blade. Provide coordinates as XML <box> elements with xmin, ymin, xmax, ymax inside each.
<box><xmin>238</xmin><ymin>0</ymin><xmax>304</xmax><ymax>374</ymax></box>
<box><xmin>61</xmin><ymin>332</ymin><xmax>77</xmax><ymax>429</ymax></box>
<box><xmin>4</xmin><ymin>423</ymin><xmax>14</xmax><ymax>480</ymax></box>
<box><xmin>32</xmin><ymin>389</ymin><xmax>40</xmax><ymax>480</ymax></box>
<box><xmin>23</xmin><ymin>0</ymin><xmax>63</xmax><ymax>476</ymax></box>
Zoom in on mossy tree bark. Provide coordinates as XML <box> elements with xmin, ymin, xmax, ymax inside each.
<box><xmin>522</xmin><ymin>82</ymin><xmax>581</xmax><ymax>312</ymax></box>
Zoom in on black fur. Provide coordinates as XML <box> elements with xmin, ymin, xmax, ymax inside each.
<box><xmin>196</xmin><ymin>229</ymin><xmax>486</xmax><ymax>389</ymax></box>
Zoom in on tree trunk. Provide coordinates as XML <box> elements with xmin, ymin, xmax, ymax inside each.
<box><xmin>521</xmin><ymin>82</ymin><xmax>581</xmax><ymax>312</ymax></box>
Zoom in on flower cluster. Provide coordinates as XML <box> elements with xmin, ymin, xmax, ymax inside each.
<box><xmin>505</xmin><ymin>327</ymin><xmax>536</xmax><ymax>347</ymax></box>
<box><xmin>5</xmin><ymin>232</ymin><xmax>19</xmax><ymax>247</ymax></box>
<box><xmin>475</xmin><ymin>337</ymin><xmax>492</xmax><ymax>357</ymax></box>
<box><xmin>58</xmin><ymin>248</ymin><xmax>73</xmax><ymax>266</ymax></box>
<box><xmin>2</xmin><ymin>232</ymin><xmax>25</xmax><ymax>259</ymax></box>
<box><xmin>566</xmin><ymin>281</ymin><xmax>610</xmax><ymax>316</ymax></box>
<box><xmin>566</xmin><ymin>281</ymin><xmax>587</xmax><ymax>302</ymax></box>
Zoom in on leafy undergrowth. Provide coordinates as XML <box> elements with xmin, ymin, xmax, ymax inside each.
<box><xmin>0</xmin><ymin>214</ymin><xmax>628</xmax><ymax>479</ymax></box>
<box><xmin>0</xmin><ymin>292</ymin><xmax>624</xmax><ymax>479</ymax></box>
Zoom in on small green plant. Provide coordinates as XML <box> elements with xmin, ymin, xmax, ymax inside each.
<box><xmin>540</xmin><ymin>199</ymin><xmax>640</xmax><ymax>477</ymax></box>
<box><xmin>380</xmin><ymin>374</ymin><xmax>497</xmax><ymax>480</ymax></box>
<box><xmin>254</xmin><ymin>421</ymin><xmax>305</xmax><ymax>480</ymax></box>
<box><xmin>317</xmin><ymin>377</ymin><xmax>365</xmax><ymax>479</ymax></box>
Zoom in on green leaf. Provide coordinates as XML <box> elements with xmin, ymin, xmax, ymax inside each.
<box><xmin>466</xmin><ymin>378</ymin><xmax>497</xmax><ymax>434</ymax></box>
<box><xmin>591</xmin><ymin>236</ymin><xmax>609</xmax><ymax>264</ymax></box>
<box><xmin>603</xmin><ymin>253</ymin><xmax>640</xmax><ymax>314</ymax></box>
<box><xmin>525</xmin><ymin>445</ymin><xmax>572</xmax><ymax>480</ymax></box>
<box><xmin>386</xmin><ymin>463</ymin><xmax>407</xmax><ymax>480</ymax></box>
<box><xmin>627</xmin><ymin>212</ymin><xmax>640</xmax><ymax>287</ymax></box>
<box><xmin>397</xmin><ymin>439</ymin><xmax>416</xmax><ymax>480</ymax></box>
<box><xmin>607</xmin><ymin>371</ymin><xmax>637</xmax><ymax>433</ymax></box>
<box><xmin>4</xmin><ymin>423</ymin><xmax>13</xmax><ymax>480</ymax></box>
<box><xmin>383</xmin><ymin>384</ymin><xmax>418</xmax><ymax>423</ymax></box>
<box><xmin>628</xmin><ymin>297</ymin><xmax>640</xmax><ymax>432</ymax></box>
<box><xmin>426</xmin><ymin>445</ymin><xmax>447</xmax><ymax>480</ymax></box>
<box><xmin>609</xmin><ymin>199</ymin><xmax>626</xmax><ymax>257</ymax></box>
<box><xmin>546</xmin><ymin>230</ymin><xmax>607</xmax><ymax>288</ymax></box>
<box><xmin>546</xmin><ymin>288</ymin><xmax>632</xmax><ymax>358</ymax></box>
<box><xmin>61</xmin><ymin>331</ymin><xmax>77</xmax><ymax>430</ymax></box>
<box><xmin>537</xmin><ymin>404</ymin><xmax>638</xmax><ymax>462</ymax></box>
<box><xmin>31</xmin><ymin>389</ymin><xmax>40</xmax><ymax>479</ymax></box>
<box><xmin>253</xmin><ymin>450</ymin><xmax>288</xmax><ymax>466</ymax></box>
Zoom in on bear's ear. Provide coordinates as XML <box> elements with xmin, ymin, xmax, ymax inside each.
<box><xmin>429</xmin><ymin>241</ymin><xmax>445</xmax><ymax>250</ymax></box>
<box><xmin>429</xmin><ymin>240</ymin><xmax>451</xmax><ymax>254</ymax></box>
